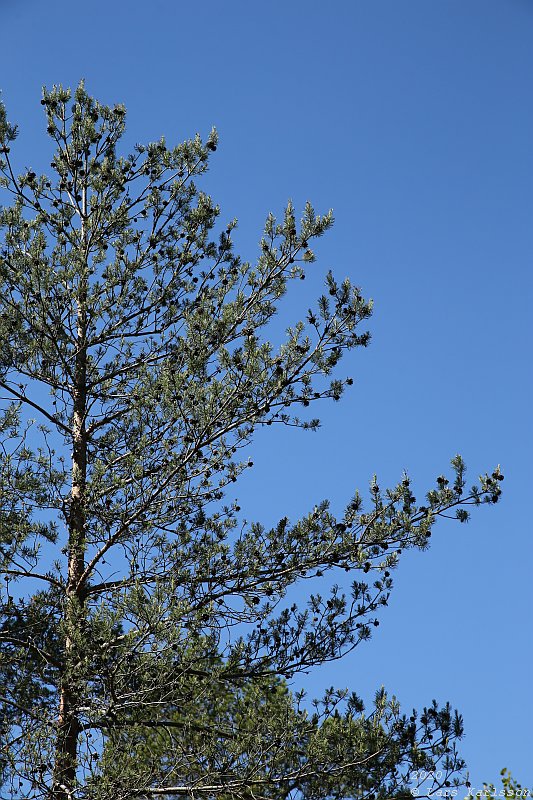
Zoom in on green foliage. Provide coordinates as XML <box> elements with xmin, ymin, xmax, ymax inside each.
<box><xmin>467</xmin><ymin>770</ymin><xmax>531</xmax><ymax>800</ymax></box>
<box><xmin>0</xmin><ymin>82</ymin><xmax>503</xmax><ymax>800</ymax></box>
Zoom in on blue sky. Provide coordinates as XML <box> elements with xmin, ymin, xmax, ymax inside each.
<box><xmin>1</xmin><ymin>0</ymin><xmax>531</xmax><ymax>790</ymax></box>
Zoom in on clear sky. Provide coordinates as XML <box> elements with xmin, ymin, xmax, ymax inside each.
<box><xmin>1</xmin><ymin>0</ymin><xmax>531</xmax><ymax>790</ymax></box>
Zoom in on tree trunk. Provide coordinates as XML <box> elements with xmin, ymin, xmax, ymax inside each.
<box><xmin>53</xmin><ymin>272</ymin><xmax>87</xmax><ymax>800</ymax></box>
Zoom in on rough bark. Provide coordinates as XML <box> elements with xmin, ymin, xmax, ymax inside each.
<box><xmin>53</xmin><ymin>266</ymin><xmax>87</xmax><ymax>800</ymax></box>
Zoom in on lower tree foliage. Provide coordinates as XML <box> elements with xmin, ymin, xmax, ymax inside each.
<box><xmin>0</xmin><ymin>83</ymin><xmax>503</xmax><ymax>800</ymax></box>
<box><xmin>467</xmin><ymin>771</ymin><xmax>531</xmax><ymax>800</ymax></box>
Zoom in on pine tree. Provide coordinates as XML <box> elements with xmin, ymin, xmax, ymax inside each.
<box><xmin>0</xmin><ymin>82</ymin><xmax>503</xmax><ymax>800</ymax></box>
